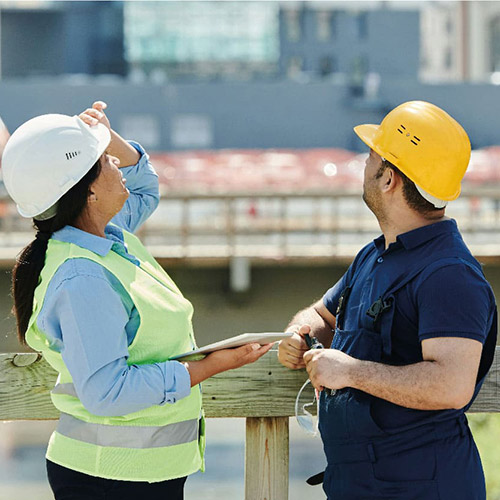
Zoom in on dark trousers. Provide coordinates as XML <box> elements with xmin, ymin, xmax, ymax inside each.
<box><xmin>321</xmin><ymin>418</ymin><xmax>485</xmax><ymax>500</ymax></box>
<box><xmin>46</xmin><ymin>460</ymin><xmax>187</xmax><ymax>500</ymax></box>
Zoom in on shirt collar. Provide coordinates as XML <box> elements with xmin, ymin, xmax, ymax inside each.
<box><xmin>373</xmin><ymin>219</ymin><xmax>458</xmax><ymax>253</ymax></box>
<box><xmin>52</xmin><ymin>224</ymin><xmax>125</xmax><ymax>257</ymax></box>
<box><xmin>397</xmin><ymin>219</ymin><xmax>458</xmax><ymax>250</ymax></box>
<box><xmin>373</xmin><ymin>234</ymin><xmax>386</xmax><ymax>253</ymax></box>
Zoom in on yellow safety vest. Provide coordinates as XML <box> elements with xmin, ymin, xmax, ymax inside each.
<box><xmin>26</xmin><ymin>229</ymin><xmax>205</xmax><ymax>482</ymax></box>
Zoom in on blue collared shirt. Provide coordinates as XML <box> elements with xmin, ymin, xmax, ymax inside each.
<box><xmin>323</xmin><ymin>219</ymin><xmax>496</xmax><ymax>430</ymax></box>
<box><xmin>37</xmin><ymin>142</ymin><xmax>191</xmax><ymax>417</ymax></box>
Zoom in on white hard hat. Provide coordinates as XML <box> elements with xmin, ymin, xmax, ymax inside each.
<box><xmin>2</xmin><ymin>114</ymin><xmax>111</xmax><ymax>218</ymax></box>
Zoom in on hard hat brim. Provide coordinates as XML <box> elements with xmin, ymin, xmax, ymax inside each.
<box><xmin>354</xmin><ymin>123</ymin><xmax>394</xmax><ymax>168</ymax></box>
<box><xmin>88</xmin><ymin>122</ymin><xmax>112</xmax><ymax>158</ymax></box>
<box><xmin>75</xmin><ymin>116</ymin><xmax>111</xmax><ymax>164</ymax></box>
<box><xmin>353</xmin><ymin>124</ymin><xmax>379</xmax><ymax>152</ymax></box>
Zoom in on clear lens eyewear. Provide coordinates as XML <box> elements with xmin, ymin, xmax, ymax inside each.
<box><xmin>295</xmin><ymin>379</ymin><xmax>320</xmax><ymax>437</ymax></box>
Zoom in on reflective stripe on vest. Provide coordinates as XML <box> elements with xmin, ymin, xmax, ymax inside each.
<box><xmin>57</xmin><ymin>413</ymin><xmax>199</xmax><ymax>449</ymax></box>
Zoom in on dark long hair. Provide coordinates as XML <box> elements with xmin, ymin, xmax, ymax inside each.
<box><xmin>12</xmin><ymin>160</ymin><xmax>102</xmax><ymax>344</ymax></box>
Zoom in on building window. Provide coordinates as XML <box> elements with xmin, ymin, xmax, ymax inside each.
<box><xmin>171</xmin><ymin>114</ymin><xmax>213</xmax><ymax>149</ymax></box>
<box><xmin>444</xmin><ymin>47</ymin><xmax>453</xmax><ymax>70</ymax></box>
<box><xmin>316</xmin><ymin>11</ymin><xmax>331</xmax><ymax>41</ymax></box>
<box><xmin>119</xmin><ymin>114</ymin><xmax>160</xmax><ymax>150</ymax></box>
<box><xmin>445</xmin><ymin>16</ymin><xmax>453</xmax><ymax>35</ymax></box>
<box><xmin>491</xmin><ymin>15</ymin><xmax>500</xmax><ymax>72</ymax></box>
<box><xmin>319</xmin><ymin>56</ymin><xmax>336</xmax><ymax>77</ymax></box>
<box><xmin>349</xmin><ymin>55</ymin><xmax>368</xmax><ymax>96</ymax></box>
<box><xmin>285</xmin><ymin>9</ymin><xmax>302</xmax><ymax>42</ymax></box>
<box><xmin>356</xmin><ymin>12</ymin><xmax>368</xmax><ymax>40</ymax></box>
<box><xmin>124</xmin><ymin>2</ymin><xmax>280</xmax><ymax>79</ymax></box>
<box><xmin>287</xmin><ymin>56</ymin><xmax>303</xmax><ymax>78</ymax></box>
<box><xmin>331</xmin><ymin>12</ymin><xmax>338</xmax><ymax>40</ymax></box>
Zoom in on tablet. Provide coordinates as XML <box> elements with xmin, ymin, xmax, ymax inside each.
<box><xmin>170</xmin><ymin>332</ymin><xmax>293</xmax><ymax>360</ymax></box>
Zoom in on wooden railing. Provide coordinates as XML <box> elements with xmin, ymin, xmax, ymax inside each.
<box><xmin>1</xmin><ymin>347</ymin><xmax>500</xmax><ymax>500</ymax></box>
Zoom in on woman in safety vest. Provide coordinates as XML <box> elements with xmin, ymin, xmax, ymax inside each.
<box><xmin>2</xmin><ymin>102</ymin><xmax>272</xmax><ymax>500</ymax></box>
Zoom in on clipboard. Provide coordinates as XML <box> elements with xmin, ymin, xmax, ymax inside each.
<box><xmin>170</xmin><ymin>332</ymin><xmax>293</xmax><ymax>360</ymax></box>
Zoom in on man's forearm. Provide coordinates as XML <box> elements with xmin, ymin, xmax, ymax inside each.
<box><xmin>349</xmin><ymin>359</ymin><xmax>473</xmax><ymax>410</ymax></box>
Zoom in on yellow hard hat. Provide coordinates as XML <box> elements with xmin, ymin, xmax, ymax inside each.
<box><xmin>354</xmin><ymin>101</ymin><xmax>471</xmax><ymax>203</ymax></box>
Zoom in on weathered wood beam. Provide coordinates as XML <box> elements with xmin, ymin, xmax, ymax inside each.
<box><xmin>245</xmin><ymin>417</ymin><xmax>289</xmax><ymax>500</ymax></box>
<box><xmin>0</xmin><ymin>349</ymin><xmax>309</xmax><ymax>420</ymax></box>
<box><xmin>0</xmin><ymin>346</ymin><xmax>499</xmax><ymax>420</ymax></box>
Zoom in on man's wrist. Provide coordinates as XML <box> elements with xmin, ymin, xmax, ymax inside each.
<box><xmin>345</xmin><ymin>356</ymin><xmax>363</xmax><ymax>390</ymax></box>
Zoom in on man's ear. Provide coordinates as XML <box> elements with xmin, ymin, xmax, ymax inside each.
<box><xmin>381</xmin><ymin>167</ymin><xmax>399</xmax><ymax>194</ymax></box>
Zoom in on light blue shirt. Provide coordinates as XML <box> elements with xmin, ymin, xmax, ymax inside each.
<box><xmin>37</xmin><ymin>141</ymin><xmax>191</xmax><ymax>417</ymax></box>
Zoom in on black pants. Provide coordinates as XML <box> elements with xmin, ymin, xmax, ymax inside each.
<box><xmin>46</xmin><ymin>460</ymin><xmax>187</xmax><ymax>500</ymax></box>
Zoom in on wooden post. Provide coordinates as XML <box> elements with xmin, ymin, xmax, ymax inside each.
<box><xmin>245</xmin><ymin>416</ymin><xmax>289</xmax><ymax>500</ymax></box>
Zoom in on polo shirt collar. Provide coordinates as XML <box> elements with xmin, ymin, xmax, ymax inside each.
<box><xmin>396</xmin><ymin>219</ymin><xmax>457</xmax><ymax>250</ymax></box>
<box><xmin>373</xmin><ymin>219</ymin><xmax>457</xmax><ymax>253</ymax></box>
<box><xmin>373</xmin><ymin>234</ymin><xmax>386</xmax><ymax>253</ymax></box>
<box><xmin>52</xmin><ymin>224</ymin><xmax>124</xmax><ymax>257</ymax></box>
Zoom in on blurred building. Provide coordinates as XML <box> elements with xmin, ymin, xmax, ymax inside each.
<box><xmin>0</xmin><ymin>1</ymin><xmax>419</xmax><ymax>85</ymax></box>
<box><xmin>465</xmin><ymin>1</ymin><xmax>500</xmax><ymax>81</ymax></box>
<box><xmin>278</xmin><ymin>4</ymin><xmax>419</xmax><ymax>87</ymax></box>
<box><xmin>0</xmin><ymin>1</ymin><xmax>126</xmax><ymax>78</ymax></box>
<box><xmin>3</xmin><ymin>1</ymin><xmax>500</xmax><ymax>83</ymax></box>
<box><xmin>0</xmin><ymin>1</ymin><xmax>499</xmax><ymax>152</ymax></box>
<box><xmin>124</xmin><ymin>2</ymin><xmax>280</xmax><ymax>82</ymax></box>
<box><xmin>419</xmin><ymin>1</ymin><xmax>500</xmax><ymax>83</ymax></box>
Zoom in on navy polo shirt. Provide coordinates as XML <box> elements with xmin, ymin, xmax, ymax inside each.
<box><xmin>323</xmin><ymin>219</ymin><xmax>496</xmax><ymax>431</ymax></box>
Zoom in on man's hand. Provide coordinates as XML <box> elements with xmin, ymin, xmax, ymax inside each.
<box><xmin>278</xmin><ymin>301</ymin><xmax>336</xmax><ymax>370</ymax></box>
<box><xmin>278</xmin><ymin>324</ymin><xmax>311</xmax><ymax>369</ymax></box>
<box><xmin>79</xmin><ymin>101</ymin><xmax>111</xmax><ymax>130</ymax></box>
<box><xmin>304</xmin><ymin>348</ymin><xmax>357</xmax><ymax>391</ymax></box>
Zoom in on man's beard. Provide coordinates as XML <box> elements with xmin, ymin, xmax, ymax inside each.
<box><xmin>363</xmin><ymin>183</ymin><xmax>386</xmax><ymax>224</ymax></box>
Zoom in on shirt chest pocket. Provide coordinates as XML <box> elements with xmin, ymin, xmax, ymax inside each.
<box><xmin>342</xmin><ymin>279</ymin><xmax>381</xmax><ymax>332</ymax></box>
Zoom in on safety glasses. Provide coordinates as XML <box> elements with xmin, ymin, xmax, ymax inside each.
<box><xmin>295</xmin><ymin>379</ymin><xmax>320</xmax><ymax>437</ymax></box>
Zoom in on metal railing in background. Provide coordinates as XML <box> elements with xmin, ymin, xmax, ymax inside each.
<box><xmin>0</xmin><ymin>188</ymin><xmax>500</xmax><ymax>264</ymax></box>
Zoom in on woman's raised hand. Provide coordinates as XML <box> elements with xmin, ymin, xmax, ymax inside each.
<box><xmin>79</xmin><ymin>101</ymin><xmax>111</xmax><ymax>130</ymax></box>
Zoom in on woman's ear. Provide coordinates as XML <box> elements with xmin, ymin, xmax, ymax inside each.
<box><xmin>88</xmin><ymin>190</ymin><xmax>98</xmax><ymax>203</ymax></box>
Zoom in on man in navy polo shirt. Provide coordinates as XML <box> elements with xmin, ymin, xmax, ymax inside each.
<box><xmin>279</xmin><ymin>101</ymin><xmax>497</xmax><ymax>500</ymax></box>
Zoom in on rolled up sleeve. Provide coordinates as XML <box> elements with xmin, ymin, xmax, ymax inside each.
<box><xmin>158</xmin><ymin>361</ymin><xmax>191</xmax><ymax>405</ymax></box>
